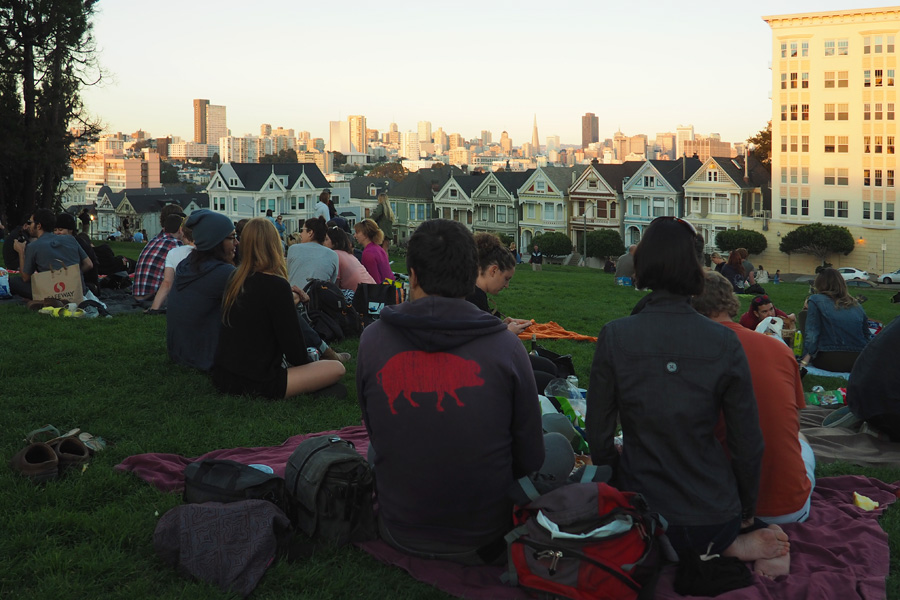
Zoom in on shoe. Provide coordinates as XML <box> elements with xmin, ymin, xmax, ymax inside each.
<box><xmin>321</xmin><ymin>347</ymin><xmax>351</xmax><ymax>363</ymax></box>
<box><xmin>860</xmin><ymin>422</ymin><xmax>888</xmax><ymax>440</ymax></box>
<box><xmin>822</xmin><ymin>405</ymin><xmax>863</xmax><ymax>429</ymax></box>
<box><xmin>50</xmin><ymin>436</ymin><xmax>91</xmax><ymax>470</ymax></box>
<box><xmin>10</xmin><ymin>442</ymin><xmax>59</xmax><ymax>482</ymax></box>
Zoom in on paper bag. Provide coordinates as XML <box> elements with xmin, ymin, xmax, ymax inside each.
<box><xmin>31</xmin><ymin>262</ymin><xmax>84</xmax><ymax>303</ymax></box>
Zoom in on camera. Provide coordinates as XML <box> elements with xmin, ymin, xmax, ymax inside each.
<box><xmin>17</xmin><ymin>234</ymin><xmax>26</xmax><ymax>243</ymax></box>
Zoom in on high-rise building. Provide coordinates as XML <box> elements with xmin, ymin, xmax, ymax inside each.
<box><xmin>329</xmin><ymin>121</ymin><xmax>350</xmax><ymax>154</ymax></box>
<box><xmin>764</xmin><ymin>6</ymin><xmax>900</xmax><ymax>261</ymax></box>
<box><xmin>448</xmin><ymin>133</ymin><xmax>465</xmax><ymax>150</ymax></box>
<box><xmin>403</xmin><ymin>131</ymin><xmax>420</xmax><ymax>159</ymax></box>
<box><xmin>531</xmin><ymin>115</ymin><xmax>540</xmax><ymax>154</ymax></box>
<box><xmin>417</xmin><ymin>121</ymin><xmax>432</xmax><ymax>144</ymax></box>
<box><xmin>260</xmin><ymin>123</ymin><xmax>272</xmax><ymax>136</ymax></box>
<box><xmin>546</xmin><ymin>135</ymin><xmax>560</xmax><ymax>154</ymax></box>
<box><xmin>206</xmin><ymin>104</ymin><xmax>228</xmax><ymax>150</ymax></box>
<box><xmin>682</xmin><ymin>137</ymin><xmax>734</xmax><ymax>162</ymax></box>
<box><xmin>581</xmin><ymin>113</ymin><xmax>599</xmax><ymax>148</ymax></box>
<box><xmin>193</xmin><ymin>99</ymin><xmax>209</xmax><ymax>143</ymax></box>
<box><xmin>655</xmin><ymin>132</ymin><xmax>677</xmax><ymax>160</ymax></box>
<box><xmin>676</xmin><ymin>124</ymin><xmax>694</xmax><ymax>158</ymax></box>
<box><xmin>348</xmin><ymin>115</ymin><xmax>367</xmax><ymax>153</ymax></box>
<box><xmin>500</xmin><ymin>131</ymin><xmax>512</xmax><ymax>155</ymax></box>
<box><xmin>481</xmin><ymin>130</ymin><xmax>492</xmax><ymax>145</ymax></box>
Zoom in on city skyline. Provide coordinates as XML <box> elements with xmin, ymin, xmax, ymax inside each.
<box><xmin>81</xmin><ymin>1</ymin><xmax>896</xmax><ymax>146</ymax></box>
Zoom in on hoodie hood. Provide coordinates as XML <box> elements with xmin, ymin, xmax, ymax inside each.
<box><xmin>174</xmin><ymin>258</ymin><xmax>232</xmax><ymax>291</ymax></box>
<box><xmin>380</xmin><ymin>295</ymin><xmax>509</xmax><ymax>352</ymax></box>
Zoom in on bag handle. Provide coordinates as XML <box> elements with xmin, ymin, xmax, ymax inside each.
<box><xmin>49</xmin><ymin>258</ymin><xmax>68</xmax><ymax>274</ymax></box>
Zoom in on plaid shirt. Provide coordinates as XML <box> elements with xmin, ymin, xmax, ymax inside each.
<box><xmin>132</xmin><ymin>232</ymin><xmax>182</xmax><ymax>296</ymax></box>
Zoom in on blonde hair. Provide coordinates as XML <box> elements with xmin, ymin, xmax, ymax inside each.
<box><xmin>354</xmin><ymin>218</ymin><xmax>385</xmax><ymax>246</ymax></box>
<box><xmin>222</xmin><ymin>218</ymin><xmax>288</xmax><ymax>324</ymax></box>
<box><xmin>286</xmin><ymin>232</ymin><xmax>303</xmax><ymax>247</ymax></box>
<box><xmin>377</xmin><ymin>193</ymin><xmax>395</xmax><ymax>223</ymax></box>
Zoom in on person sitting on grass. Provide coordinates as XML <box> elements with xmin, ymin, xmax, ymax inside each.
<box><xmin>287</xmin><ymin>216</ymin><xmax>338</xmax><ymax>287</ymax></box>
<box><xmin>692</xmin><ymin>271</ymin><xmax>815</xmax><ymax>539</ymax></box>
<box><xmin>212</xmin><ymin>218</ymin><xmax>346</xmax><ymax>400</ymax></box>
<box><xmin>354</xmin><ymin>218</ymin><xmax>393</xmax><ymax>283</ymax></box>
<box><xmin>357</xmin><ymin>218</ymin><xmax>572</xmax><ymax>565</ymax></box>
<box><xmin>166</xmin><ymin>210</ymin><xmax>237</xmax><ymax>372</ymax></box>
<box><xmin>146</xmin><ymin>220</ymin><xmax>195</xmax><ymax>314</ymax></box>
<box><xmin>323</xmin><ymin>225</ymin><xmax>375</xmax><ymax>297</ymax></box>
<box><xmin>739</xmin><ymin>294</ymin><xmax>794</xmax><ymax>331</ymax></box>
<box><xmin>132</xmin><ymin>204</ymin><xmax>185</xmax><ymax>303</ymax></box>
<box><xmin>54</xmin><ymin>212</ymin><xmax>100</xmax><ymax>296</ymax></box>
<box><xmin>586</xmin><ymin>216</ymin><xmax>789</xmax><ymax>575</ymax></box>
<box><xmin>847</xmin><ymin>317</ymin><xmax>900</xmax><ymax>441</ymax></box>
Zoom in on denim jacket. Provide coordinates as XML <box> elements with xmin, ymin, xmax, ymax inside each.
<box><xmin>803</xmin><ymin>294</ymin><xmax>871</xmax><ymax>356</ymax></box>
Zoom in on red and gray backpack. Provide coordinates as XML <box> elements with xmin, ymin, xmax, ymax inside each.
<box><xmin>505</xmin><ymin>481</ymin><xmax>672</xmax><ymax>600</ymax></box>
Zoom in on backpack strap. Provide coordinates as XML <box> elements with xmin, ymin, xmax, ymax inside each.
<box><xmin>513</xmin><ymin>475</ymin><xmax>542</xmax><ymax>503</ymax></box>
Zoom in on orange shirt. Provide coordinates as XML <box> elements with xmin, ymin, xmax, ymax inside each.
<box><xmin>718</xmin><ymin>321</ymin><xmax>810</xmax><ymax>517</ymax></box>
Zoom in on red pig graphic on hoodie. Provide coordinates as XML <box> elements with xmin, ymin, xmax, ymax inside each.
<box><xmin>377</xmin><ymin>350</ymin><xmax>485</xmax><ymax>413</ymax></box>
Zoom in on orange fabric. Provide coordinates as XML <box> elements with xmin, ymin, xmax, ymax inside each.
<box><xmin>516</xmin><ymin>321</ymin><xmax>597</xmax><ymax>343</ymax></box>
<box><xmin>717</xmin><ymin>321</ymin><xmax>810</xmax><ymax>517</ymax></box>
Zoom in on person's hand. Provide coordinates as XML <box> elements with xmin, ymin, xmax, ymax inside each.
<box><xmin>504</xmin><ymin>317</ymin><xmax>532</xmax><ymax>335</ymax></box>
<box><xmin>291</xmin><ymin>285</ymin><xmax>309</xmax><ymax>305</ymax></box>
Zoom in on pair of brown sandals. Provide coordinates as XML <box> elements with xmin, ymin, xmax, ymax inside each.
<box><xmin>10</xmin><ymin>426</ymin><xmax>106</xmax><ymax>483</ymax></box>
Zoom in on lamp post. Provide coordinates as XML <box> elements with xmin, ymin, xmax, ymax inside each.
<box><xmin>883</xmin><ymin>239</ymin><xmax>887</xmax><ymax>274</ymax></box>
<box><xmin>90</xmin><ymin>214</ymin><xmax>94</xmax><ymax>240</ymax></box>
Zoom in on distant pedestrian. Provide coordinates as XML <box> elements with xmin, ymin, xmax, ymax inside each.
<box><xmin>78</xmin><ymin>208</ymin><xmax>91</xmax><ymax>236</ymax></box>
<box><xmin>774</xmin><ymin>269</ymin><xmax>781</xmax><ymax>284</ymax></box>
<box><xmin>529</xmin><ymin>244</ymin><xmax>543</xmax><ymax>272</ymax></box>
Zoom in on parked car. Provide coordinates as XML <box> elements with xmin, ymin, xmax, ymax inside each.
<box><xmin>837</xmin><ymin>267</ymin><xmax>870</xmax><ymax>280</ymax></box>
<box><xmin>845</xmin><ymin>279</ymin><xmax>876</xmax><ymax>288</ymax></box>
<box><xmin>877</xmin><ymin>268</ymin><xmax>900</xmax><ymax>284</ymax></box>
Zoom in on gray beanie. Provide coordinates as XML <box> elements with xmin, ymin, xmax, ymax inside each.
<box><xmin>184</xmin><ymin>210</ymin><xmax>233</xmax><ymax>251</ymax></box>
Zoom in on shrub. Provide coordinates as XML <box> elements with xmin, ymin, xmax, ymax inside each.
<box><xmin>585</xmin><ymin>229</ymin><xmax>625</xmax><ymax>259</ymax></box>
<box><xmin>531</xmin><ymin>232</ymin><xmax>572</xmax><ymax>258</ymax></box>
<box><xmin>714</xmin><ymin>229</ymin><xmax>768</xmax><ymax>254</ymax></box>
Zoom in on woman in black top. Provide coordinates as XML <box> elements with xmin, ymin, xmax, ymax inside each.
<box><xmin>211</xmin><ymin>218</ymin><xmax>345</xmax><ymax>399</ymax></box>
<box><xmin>466</xmin><ymin>233</ymin><xmax>531</xmax><ymax>334</ymax></box>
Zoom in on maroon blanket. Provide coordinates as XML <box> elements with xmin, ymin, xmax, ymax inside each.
<box><xmin>119</xmin><ymin>430</ymin><xmax>897</xmax><ymax>600</ymax></box>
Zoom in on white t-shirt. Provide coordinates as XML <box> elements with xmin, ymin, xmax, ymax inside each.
<box><xmin>165</xmin><ymin>245</ymin><xmax>194</xmax><ymax>270</ymax></box>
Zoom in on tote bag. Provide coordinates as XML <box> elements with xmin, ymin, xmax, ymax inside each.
<box><xmin>31</xmin><ymin>260</ymin><xmax>84</xmax><ymax>303</ymax></box>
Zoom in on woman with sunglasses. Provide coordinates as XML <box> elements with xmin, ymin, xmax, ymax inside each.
<box><xmin>587</xmin><ymin>216</ymin><xmax>789</xmax><ymax>570</ymax></box>
<box><xmin>211</xmin><ymin>218</ymin><xmax>346</xmax><ymax>399</ymax></box>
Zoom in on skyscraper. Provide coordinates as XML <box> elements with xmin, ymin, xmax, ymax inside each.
<box><xmin>403</xmin><ymin>131</ymin><xmax>420</xmax><ymax>160</ymax></box>
<box><xmin>206</xmin><ymin>104</ymin><xmax>227</xmax><ymax>150</ymax></box>
<box><xmin>581</xmin><ymin>113</ymin><xmax>599</xmax><ymax>148</ymax></box>
<box><xmin>531</xmin><ymin>115</ymin><xmax>540</xmax><ymax>154</ymax></box>
<box><xmin>348</xmin><ymin>115</ymin><xmax>367</xmax><ymax>153</ymax></box>
<box><xmin>193</xmin><ymin>99</ymin><xmax>209</xmax><ymax>144</ymax></box>
<box><xmin>481</xmin><ymin>130</ymin><xmax>492</xmax><ymax>145</ymax></box>
<box><xmin>417</xmin><ymin>121</ymin><xmax>432</xmax><ymax>144</ymax></box>
<box><xmin>676</xmin><ymin>124</ymin><xmax>694</xmax><ymax>158</ymax></box>
<box><xmin>329</xmin><ymin>121</ymin><xmax>350</xmax><ymax>154</ymax></box>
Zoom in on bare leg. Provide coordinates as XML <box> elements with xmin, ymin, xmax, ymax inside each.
<box><xmin>752</xmin><ymin>525</ymin><xmax>791</xmax><ymax>578</ymax></box>
<box><xmin>284</xmin><ymin>361</ymin><xmax>345</xmax><ymax>398</ymax></box>
<box><xmin>722</xmin><ymin>524</ymin><xmax>790</xmax><ymax>562</ymax></box>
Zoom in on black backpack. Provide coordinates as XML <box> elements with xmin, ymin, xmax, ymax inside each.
<box><xmin>183</xmin><ymin>459</ymin><xmax>287</xmax><ymax>513</ymax></box>
<box><xmin>284</xmin><ymin>435</ymin><xmax>376</xmax><ymax>546</ymax></box>
<box><xmin>303</xmin><ymin>280</ymin><xmax>362</xmax><ymax>343</ymax></box>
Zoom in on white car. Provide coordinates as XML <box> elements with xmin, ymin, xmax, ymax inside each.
<box><xmin>837</xmin><ymin>267</ymin><xmax>870</xmax><ymax>281</ymax></box>
<box><xmin>877</xmin><ymin>269</ymin><xmax>900</xmax><ymax>284</ymax></box>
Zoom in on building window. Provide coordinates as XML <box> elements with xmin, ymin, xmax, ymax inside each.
<box><xmin>865</xmin><ymin>135</ymin><xmax>871</xmax><ymax>153</ymax></box>
<box><xmin>527</xmin><ymin>203</ymin><xmax>535</xmax><ymax>218</ymax></box>
<box><xmin>838</xmin><ymin>168</ymin><xmax>849</xmax><ymax>186</ymax></box>
<box><xmin>889</xmin><ymin>170</ymin><xmax>895</xmax><ymax>187</ymax></box>
<box><xmin>876</xmin><ymin>69</ymin><xmax>884</xmax><ymax>86</ymax></box>
<box><xmin>838</xmin><ymin>71</ymin><xmax>848</xmax><ymax>87</ymax></box>
<box><xmin>876</xmin><ymin>103</ymin><xmax>883</xmax><ymax>120</ymax></box>
<box><xmin>802</xmin><ymin>167</ymin><xmax>809</xmax><ymax>184</ymax></box>
<box><xmin>790</xmin><ymin>72</ymin><xmax>798</xmax><ymax>88</ymax></box>
<box><xmin>802</xmin><ymin>198</ymin><xmax>809</xmax><ymax>216</ymax></box>
<box><xmin>865</xmin><ymin>169</ymin><xmax>871</xmax><ymax>186</ymax></box>
<box><xmin>838</xmin><ymin>136</ymin><xmax>848</xmax><ymax>153</ymax></box>
<box><xmin>707</xmin><ymin>170</ymin><xmax>718</xmax><ymax>182</ymax></box>
<box><xmin>781</xmin><ymin>167</ymin><xmax>788</xmax><ymax>184</ymax></box>
<box><xmin>864</xmin><ymin>202</ymin><xmax>871</xmax><ymax>219</ymax></box>
<box><xmin>790</xmin><ymin>167</ymin><xmax>798</xmax><ymax>184</ymax></box>
<box><xmin>824</xmin><ymin>71</ymin><xmax>835</xmax><ymax>88</ymax></box>
<box><xmin>488</xmin><ymin>184</ymin><xmax>497</xmax><ymax>195</ymax></box>
<box><xmin>449</xmin><ymin>188</ymin><xmax>458</xmax><ymax>198</ymax></box>
<box><xmin>802</xmin><ymin>72</ymin><xmax>809</xmax><ymax>88</ymax></box>
<box><xmin>838</xmin><ymin>201</ymin><xmax>849</xmax><ymax>218</ymax></box>
<box><xmin>890</xmin><ymin>35</ymin><xmax>896</xmax><ymax>52</ymax></box>
<box><xmin>802</xmin><ymin>136</ymin><xmax>809</xmax><ymax>152</ymax></box>
<box><xmin>876</xmin><ymin>170</ymin><xmax>883</xmax><ymax>187</ymax></box>
<box><xmin>497</xmin><ymin>205</ymin><xmax>506</xmax><ymax>222</ymax></box>
<box><xmin>791</xmin><ymin>136</ymin><xmax>798</xmax><ymax>152</ymax></box>
<box><xmin>781</xmin><ymin>42</ymin><xmax>787</xmax><ymax>58</ymax></box>
<box><xmin>825</xmin><ymin>168</ymin><xmax>835</xmax><ymax>185</ymax></box>
<box><xmin>802</xmin><ymin>41</ymin><xmax>809</xmax><ymax>57</ymax></box>
<box><xmin>544</xmin><ymin>202</ymin><xmax>553</xmax><ymax>218</ymax></box>
<box><xmin>838</xmin><ymin>104</ymin><xmax>848</xmax><ymax>120</ymax></box>
<box><xmin>781</xmin><ymin>105</ymin><xmax>788</xmax><ymax>121</ymax></box>
<box><xmin>875</xmin><ymin>203</ymin><xmax>883</xmax><ymax>219</ymax></box>
<box><xmin>824</xmin><ymin>200</ymin><xmax>835</xmax><ymax>217</ymax></box>
<box><xmin>791</xmin><ymin>41</ymin><xmax>798</xmax><ymax>57</ymax></box>
<box><xmin>643</xmin><ymin>175</ymin><xmax>655</xmax><ymax>187</ymax></box>
<box><xmin>781</xmin><ymin>136</ymin><xmax>788</xmax><ymax>152</ymax></box>
<box><xmin>889</xmin><ymin>136</ymin><xmax>895</xmax><ymax>154</ymax></box>
<box><xmin>536</xmin><ymin>181</ymin><xmax>545</xmax><ymax>192</ymax></box>
<box><xmin>824</xmin><ymin>104</ymin><xmax>835</xmax><ymax>120</ymax></box>
<box><xmin>864</xmin><ymin>103</ymin><xmax>871</xmax><ymax>120</ymax></box>
<box><xmin>802</xmin><ymin>104</ymin><xmax>809</xmax><ymax>120</ymax></box>
<box><xmin>825</xmin><ymin>40</ymin><xmax>835</xmax><ymax>56</ymax></box>
<box><xmin>791</xmin><ymin>104</ymin><xmax>798</xmax><ymax>120</ymax></box>
<box><xmin>865</xmin><ymin>69</ymin><xmax>871</xmax><ymax>87</ymax></box>
<box><xmin>790</xmin><ymin>198</ymin><xmax>798</xmax><ymax>216</ymax></box>
<box><xmin>889</xmin><ymin>103</ymin><xmax>895</xmax><ymax>120</ymax></box>
<box><xmin>838</xmin><ymin>39</ymin><xmax>848</xmax><ymax>55</ymax></box>
<box><xmin>876</xmin><ymin>136</ymin><xmax>883</xmax><ymax>153</ymax></box>
<box><xmin>888</xmin><ymin>203</ymin><xmax>896</xmax><ymax>220</ymax></box>
<box><xmin>825</xmin><ymin>136</ymin><xmax>835</xmax><ymax>153</ymax></box>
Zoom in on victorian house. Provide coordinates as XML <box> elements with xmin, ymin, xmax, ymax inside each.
<box><xmin>385</xmin><ymin>165</ymin><xmax>463</xmax><ymax>243</ymax></box>
<box><xmin>517</xmin><ymin>166</ymin><xmax>585</xmax><ymax>249</ymax></box>
<box><xmin>432</xmin><ymin>174</ymin><xmax>487</xmax><ymax>228</ymax></box>
<box><xmin>94</xmin><ymin>186</ymin><xmax>208</xmax><ymax>238</ymax></box>
<box><xmin>622</xmin><ymin>158</ymin><xmax>702</xmax><ymax>246</ymax></box>
<box><xmin>470</xmin><ymin>170</ymin><xmax>532</xmax><ymax>240</ymax></box>
<box><xmin>569</xmin><ymin>161</ymin><xmax>641</xmax><ymax>250</ymax></box>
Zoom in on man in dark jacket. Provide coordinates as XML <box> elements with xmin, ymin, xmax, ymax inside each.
<box><xmin>357</xmin><ymin>219</ymin><xmax>554</xmax><ymax>565</ymax></box>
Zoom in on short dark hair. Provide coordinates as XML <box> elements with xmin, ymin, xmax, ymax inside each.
<box><xmin>163</xmin><ymin>214</ymin><xmax>183</xmax><ymax>234</ymax></box>
<box><xmin>634</xmin><ymin>218</ymin><xmax>704</xmax><ymax>295</ymax></box>
<box><xmin>160</xmin><ymin>203</ymin><xmax>185</xmax><ymax>227</ymax></box>
<box><xmin>33</xmin><ymin>208</ymin><xmax>56</xmax><ymax>232</ymax></box>
<box><xmin>406</xmin><ymin>219</ymin><xmax>477</xmax><ymax>298</ymax></box>
<box><xmin>303</xmin><ymin>216</ymin><xmax>327</xmax><ymax>243</ymax></box>
<box><xmin>325</xmin><ymin>225</ymin><xmax>352</xmax><ymax>253</ymax></box>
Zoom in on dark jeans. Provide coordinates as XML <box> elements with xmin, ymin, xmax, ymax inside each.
<box><xmin>864</xmin><ymin>413</ymin><xmax>900</xmax><ymax>442</ymax></box>
<box><xmin>812</xmin><ymin>351</ymin><xmax>860</xmax><ymax>372</ymax></box>
<box><xmin>9</xmin><ymin>275</ymin><xmax>32</xmax><ymax>300</ymax></box>
<box><xmin>666</xmin><ymin>516</ymin><xmax>742</xmax><ymax>556</ymax></box>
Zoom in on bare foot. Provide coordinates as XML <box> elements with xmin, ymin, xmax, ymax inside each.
<box><xmin>722</xmin><ymin>525</ymin><xmax>790</xmax><ymax>562</ymax></box>
<box><xmin>754</xmin><ymin>551</ymin><xmax>791</xmax><ymax>579</ymax></box>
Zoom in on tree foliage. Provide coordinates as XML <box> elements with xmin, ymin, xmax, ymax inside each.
<box><xmin>531</xmin><ymin>231</ymin><xmax>572</xmax><ymax>258</ymax></box>
<box><xmin>492</xmin><ymin>232</ymin><xmax>513</xmax><ymax>247</ymax></box>
<box><xmin>714</xmin><ymin>229</ymin><xmax>768</xmax><ymax>255</ymax></box>
<box><xmin>368</xmin><ymin>162</ymin><xmax>408</xmax><ymax>182</ymax></box>
<box><xmin>260</xmin><ymin>148</ymin><xmax>298</xmax><ymax>164</ymax></box>
<box><xmin>0</xmin><ymin>0</ymin><xmax>103</xmax><ymax>225</ymax></box>
<box><xmin>747</xmin><ymin>122</ymin><xmax>771</xmax><ymax>168</ymax></box>
<box><xmin>159</xmin><ymin>161</ymin><xmax>179</xmax><ymax>184</ymax></box>
<box><xmin>778</xmin><ymin>223</ymin><xmax>855</xmax><ymax>263</ymax></box>
<box><xmin>585</xmin><ymin>228</ymin><xmax>625</xmax><ymax>258</ymax></box>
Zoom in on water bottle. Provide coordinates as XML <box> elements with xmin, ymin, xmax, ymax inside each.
<box><xmin>530</xmin><ymin>333</ymin><xmax>538</xmax><ymax>355</ymax></box>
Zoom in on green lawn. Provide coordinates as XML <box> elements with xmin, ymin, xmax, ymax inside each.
<box><xmin>2</xmin><ymin>243</ymin><xmax>899</xmax><ymax>599</ymax></box>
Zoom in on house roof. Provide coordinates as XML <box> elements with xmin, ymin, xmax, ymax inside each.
<box><xmin>651</xmin><ymin>157</ymin><xmax>703</xmax><ymax>192</ymax></box>
<box><xmin>348</xmin><ymin>176</ymin><xmax>395</xmax><ymax>199</ymax></box>
<box><xmin>712</xmin><ymin>155</ymin><xmax>771</xmax><ymax>190</ymax></box>
<box><xmin>96</xmin><ymin>186</ymin><xmax>209</xmax><ymax>213</ymax></box>
<box><xmin>492</xmin><ymin>170</ymin><xmax>533</xmax><ymax>195</ymax></box>
<box><xmin>388</xmin><ymin>165</ymin><xmax>464</xmax><ymax>201</ymax></box>
<box><xmin>448</xmin><ymin>174</ymin><xmax>488</xmax><ymax>196</ymax></box>
<box><xmin>224</xmin><ymin>163</ymin><xmax>330</xmax><ymax>191</ymax></box>
<box><xmin>593</xmin><ymin>161</ymin><xmax>644</xmax><ymax>193</ymax></box>
<box><xmin>539</xmin><ymin>165</ymin><xmax>587</xmax><ymax>194</ymax></box>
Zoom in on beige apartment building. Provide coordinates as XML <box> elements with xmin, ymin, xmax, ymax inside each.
<box><xmin>71</xmin><ymin>151</ymin><xmax>161</xmax><ymax>197</ymax></box>
<box><xmin>764</xmin><ymin>6</ymin><xmax>900</xmax><ymax>275</ymax></box>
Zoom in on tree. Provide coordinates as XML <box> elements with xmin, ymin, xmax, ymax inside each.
<box><xmin>259</xmin><ymin>148</ymin><xmax>298</xmax><ymax>164</ymax></box>
<box><xmin>714</xmin><ymin>229</ymin><xmax>768</xmax><ymax>255</ymax></box>
<box><xmin>779</xmin><ymin>223</ymin><xmax>855</xmax><ymax>265</ymax></box>
<box><xmin>492</xmin><ymin>232</ymin><xmax>513</xmax><ymax>247</ymax></box>
<box><xmin>160</xmin><ymin>161</ymin><xmax>179</xmax><ymax>184</ymax></box>
<box><xmin>585</xmin><ymin>229</ymin><xmax>625</xmax><ymax>259</ymax></box>
<box><xmin>531</xmin><ymin>232</ymin><xmax>572</xmax><ymax>259</ymax></box>
<box><xmin>747</xmin><ymin>122</ymin><xmax>771</xmax><ymax>167</ymax></box>
<box><xmin>369</xmin><ymin>162</ymin><xmax>408</xmax><ymax>182</ymax></box>
<box><xmin>0</xmin><ymin>1</ymin><xmax>103</xmax><ymax>225</ymax></box>
<box><xmin>333</xmin><ymin>151</ymin><xmax>346</xmax><ymax>167</ymax></box>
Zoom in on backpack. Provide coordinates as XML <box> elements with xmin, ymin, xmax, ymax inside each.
<box><xmin>506</xmin><ymin>482</ymin><xmax>670</xmax><ymax>600</ymax></box>
<box><xmin>284</xmin><ymin>435</ymin><xmax>376</xmax><ymax>546</ymax></box>
<box><xmin>183</xmin><ymin>459</ymin><xmax>288</xmax><ymax>513</ymax></box>
<box><xmin>303</xmin><ymin>280</ymin><xmax>362</xmax><ymax>343</ymax></box>
<box><xmin>352</xmin><ymin>281</ymin><xmax>405</xmax><ymax>325</ymax></box>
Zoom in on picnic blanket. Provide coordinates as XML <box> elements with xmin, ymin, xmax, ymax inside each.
<box><xmin>801</xmin><ymin>406</ymin><xmax>900</xmax><ymax>468</ymax></box>
<box><xmin>119</xmin><ymin>426</ymin><xmax>897</xmax><ymax>600</ymax></box>
<box><xmin>805</xmin><ymin>365</ymin><xmax>852</xmax><ymax>380</ymax></box>
<box><xmin>516</xmin><ymin>321</ymin><xmax>597</xmax><ymax>343</ymax></box>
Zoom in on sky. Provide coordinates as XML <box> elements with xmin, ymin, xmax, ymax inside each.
<box><xmin>81</xmin><ymin>1</ymin><xmax>899</xmax><ymax>148</ymax></box>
